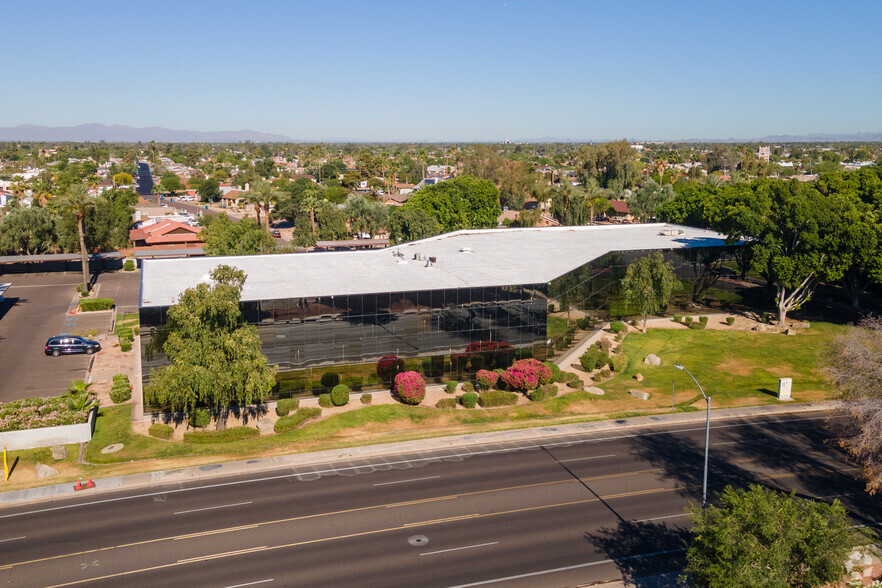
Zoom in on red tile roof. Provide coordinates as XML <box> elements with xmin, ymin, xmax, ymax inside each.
<box><xmin>129</xmin><ymin>220</ymin><xmax>203</xmax><ymax>246</ymax></box>
<box><xmin>609</xmin><ymin>200</ymin><xmax>631</xmax><ymax>214</ymax></box>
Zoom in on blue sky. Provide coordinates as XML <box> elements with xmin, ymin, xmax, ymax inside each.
<box><xmin>3</xmin><ymin>0</ymin><xmax>881</xmax><ymax>141</ymax></box>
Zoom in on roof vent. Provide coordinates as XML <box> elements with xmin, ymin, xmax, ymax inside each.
<box><xmin>660</xmin><ymin>229</ymin><xmax>683</xmax><ymax>236</ymax></box>
<box><xmin>459</xmin><ymin>247</ymin><xmax>473</xmax><ymax>253</ymax></box>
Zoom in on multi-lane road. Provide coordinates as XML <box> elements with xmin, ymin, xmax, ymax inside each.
<box><xmin>0</xmin><ymin>412</ymin><xmax>877</xmax><ymax>587</ymax></box>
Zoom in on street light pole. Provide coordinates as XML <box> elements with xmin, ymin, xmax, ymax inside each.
<box><xmin>674</xmin><ymin>363</ymin><xmax>710</xmax><ymax>508</ymax></box>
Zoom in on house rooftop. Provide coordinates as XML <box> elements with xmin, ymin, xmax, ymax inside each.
<box><xmin>139</xmin><ymin>223</ymin><xmax>728</xmax><ymax>307</ymax></box>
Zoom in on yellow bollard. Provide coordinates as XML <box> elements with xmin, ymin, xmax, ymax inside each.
<box><xmin>3</xmin><ymin>445</ymin><xmax>8</xmax><ymax>481</ymax></box>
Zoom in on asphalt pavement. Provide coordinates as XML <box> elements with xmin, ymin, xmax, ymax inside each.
<box><xmin>0</xmin><ymin>410</ymin><xmax>876</xmax><ymax>587</ymax></box>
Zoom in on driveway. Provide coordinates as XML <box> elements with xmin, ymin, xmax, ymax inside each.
<box><xmin>0</xmin><ymin>271</ymin><xmax>138</xmax><ymax>402</ymax></box>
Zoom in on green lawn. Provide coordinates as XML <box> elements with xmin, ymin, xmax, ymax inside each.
<box><xmin>600</xmin><ymin>322</ymin><xmax>842</xmax><ymax>408</ymax></box>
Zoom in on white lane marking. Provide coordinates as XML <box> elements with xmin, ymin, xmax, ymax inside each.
<box><xmin>0</xmin><ymin>414</ymin><xmax>833</xmax><ymax>520</ymax></box>
<box><xmin>448</xmin><ymin>548</ymin><xmax>686</xmax><ymax>587</ymax></box>
<box><xmin>0</xmin><ymin>536</ymin><xmax>25</xmax><ymax>543</ymax></box>
<box><xmin>420</xmin><ymin>541</ymin><xmax>499</xmax><ymax>556</ymax></box>
<box><xmin>373</xmin><ymin>475</ymin><xmax>441</xmax><ymax>487</ymax></box>
<box><xmin>174</xmin><ymin>501</ymin><xmax>253</xmax><ymax>515</ymax></box>
<box><xmin>557</xmin><ymin>454</ymin><xmax>616</xmax><ymax>463</ymax></box>
<box><xmin>634</xmin><ymin>513</ymin><xmax>690</xmax><ymax>523</ymax></box>
<box><xmin>223</xmin><ymin>580</ymin><xmax>273</xmax><ymax>588</ymax></box>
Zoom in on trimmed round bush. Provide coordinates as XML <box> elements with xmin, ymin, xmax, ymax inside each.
<box><xmin>394</xmin><ymin>371</ymin><xmax>426</xmax><ymax>405</ymax></box>
<box><xmin>460</xmin><ymin>392</ymin><xmax>478</xmax><ymax>408</ymax></box>
<box><xmin>609</xmin><ymin>321</ymin><xmax>626</xmax><ymax>333</ymax></box>
<box><xmin>123</xmin><ymin>259</ymin><xmax>135</xmax><ymax>271</ymax></box>
<box><xmin>544</xmin><ymin>362</ymin><xmax>561</xmax><ymax>383</ymax></box>
<box><xmin>119</xmin><ymin>340</ymin><xmax>132</xmax><ymax>352</ymax></box>
<box><xmin>445</xmin><ymin>381</ymin><xmax>458</xmax><ymax>394</ymax></box>
<box><xmin>580</xmin><ymin>350</ymin><xmax>608</xmax><ymax>372</ymax></box>
<box><xmin>188</xmin><ymin>408</ymin><xmax>211</xmax><ymax>428</ymax></box>
<box><xmin>501</xmin><ymin>358</ymin><xmax>552</xmax><ymax>392</ymax></box>
<box><xmin>149</xmin><ymin>423</ymin><xmax>174</xmax><ymax>439</ymax></box>
<box><xmin>318</xmin><ymin>393</ymin><xmax>333</xmax><ymax>408</ymax></box>
<box><xmin>673</xmin><ymin>314</ymin><xmax>682</xmax><ymax>323</ymax></box>
<box><xmin>462</xmin><ymin>382</ymin><xmax>475</xmax><ymax>393</ymax></box>
<box><xmin>684</xmin><ymin>316</ymin><xmax>694</xmax><ymax>326</ymax></box>
<box><xmin>330</xmin><ymin>384</ymin><xmax>350</xmax><ymax>406</ymax></box>
<box><xmin>478</xmin><ymin>390</ymin><xmax>518</xmax><ymax>408</ymax></box>
<box><xmin>436</xmin><ymin>397</ymin><xmax>457</xmax><ymax>409</ymax></box>
<box><xmin>275</xmin><ymin>398</ymin><xmax>299</xmax><ymax>417</ymax></box>
<box><xmin>360</xmin><ymin>393</ymin><xmax>372</xmax><ymax>405</ymax></box>
<box><xmin>726</xmin><ymin>316</ymin><xmax>735</xmax><ymax>326</ymax></box>
<box><xmin>475</xmin><ymin>369</ymin><xmax>499</xmax><ymax>390</ymax></box>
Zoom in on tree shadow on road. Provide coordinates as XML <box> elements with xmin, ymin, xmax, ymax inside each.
<box><xmin>584</xmin><ymin>520</ymin><xmax>690</xmax><ymax>586</ymax></box>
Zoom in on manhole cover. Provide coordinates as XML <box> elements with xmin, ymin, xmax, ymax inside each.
<box><xmin>408</xmin><ymin>535</ymin><xmax>429</xmax><ymax>547</ymax></box>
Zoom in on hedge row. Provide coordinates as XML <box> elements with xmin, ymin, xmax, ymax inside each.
<box><xmin>109</xmin><ymin>374</ymin><xmax>131</xmax><ymax>403</ymax></box>
<box><xmin>477</xmin><ymin>390</ymin><xmax>518</xmax><ymax>408</ymax></box>
<box><xmin>436</xmin><ymin>397</ymin><xmax>457</xmax><ymax>409</ymax></box>
<box><xmin>275</xmin><ymin>398</ymin><xmax>300</xmax><ymax>416</ymax></box>
<box><xmin>274</xmin><ymin>407</ymin><xmax>322</xmax><ymax>433</ymax></box>
<box><xmin>79</xmin><ymin>298</ymin><xmax>114</xmax><ymax>312</ymax></box>
<box><xmin>148</xmin><ymin>423</ymin><xmax>174</xmax><ymax>439</ymax></box>
<box><xmin>183</xmin><ymin>426</ymin><xmax>260</xmax><ymax>443</ymax></box>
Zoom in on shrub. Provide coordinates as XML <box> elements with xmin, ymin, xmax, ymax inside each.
<box><xmin>684</xmin><ymin>316</ymin><xmax>694</xmax><ymax>326</ymax></box>
<box><xmin>544</xmin><ymin>362</ymin><xmax>561</xmax><ymax>383</ymax></box>
<box><xmin>548</xmin><ymin>303</ymin><xmax>556</xmax><ymax>313</ymax></box>
<box><xmin>726</xmin><ymin>316</ymin><xmax>735</xmax><ymax>326</ymax></box>
<box><xmin>460</xmin><ymin>392</ymin><xmax>478</xmax><ymax>408</ymax></box>
<box><xmin>318</xmin><ymin>393</ymin><xmax>333</xmax><ymax>408</ymax></box>
<box><xmin>394</xmin><ymin>371</ymin><xmax>426</xmax><ymax>405</ymax></box>
<box><xmin>445</xmin><ymin>381</ymin><xmax>458</xmax><ymax>394</ymax></box>
<box><xmin>577</xmin><ymin>317</ymin><xmax>592</xmax><ymax>330</ymax></box>
<box><xmin>119</xmin><ymin>340</ymin><xmax>132</xmax><ymax>352</ymax></box>
<box><xmin>615</xmin><ymin>332</ymin><xmax>624</xmax><ymax>342</ymax></box>
<box><xmin>275</xmin><ymin>398</ymin><xmax>299</xmax><ymax>416</ymax></box>
<box><xmin>0</xmin><ymin>396</ymin><xmax>90</xmax><ymax>431</ymax></box>
<box><xmin>475</xmin><ymin>369</ymin><xmax>499</xmax><ymax>390</ymax></box>
<box><xmin>109</xmin><ymin>374</ymin><xmax>131</xmax><ymax>403</ymax></box>
<box><xmin>273</xmin><ymin>407</ymin><xmax>322</xmax><ymax>433</ymax></box>
<box><xmin>183</xmin><ymin>426</ymin><xmax>259</xmax><ymax>443</ymax></box>
<box><xmin>699</xmin><ymin>316</ymin><xmax>709</xmax><ymax>326</ymax></box>
<box><xmin>629</xmin><ymin>319</ymin><xmax>638</xmax><ymax>327</ymax></box>
<box><xmin>501</xmin><ymin>358</ymin><xmax>552</xmax><ymax>391</ymax></box>
<box><xmin>330</xmin><ymin>384</ymin><xmax>350</xmax><ymax>406</ymax></box>
<box><xmin>609</xmin><ymin>354</ymin><xmax>628</xmax><ymax>372</ymax></box>
<box><xmin>478</xmin><ymin>390</ymin><xmax>518</xmax><ymax>407</ymax></box>
<box><xmin>599</xmin><ymin>338</ymin><xmax>613</xmax><ymax>351</ymax></box>
<box><xmin>462</xmin><ymin>382</ymin><xmax>475</xmax><ymax>393</ymax></box>
<box><xmin>673</xmin><ymin>314</ymin><xmax>682</xmax><ymax>323</ymax></box>
<box><xmin>528</xmin><ymin>384</ymin><xmax>558</xmax><ymax>401</ymax></box>
<box><xmin>360</xmin><ymin>393</ymin><xmax>372</xmax><ymax>405</ymax></box>
<box><xmin>580</xmin><ymin>350</ymin><xmax>609</xmax><ymax>371</ymax></box>
<box><xmin>148</xmin><ymin>423</ymin><xmax>174</xmax><ymax>439</ymax></box>
<box><xmin>600</xmin><ymin>367</ymin><xmax>611</xmax><ymax>379</ymax></box>
<box><xmin>76</xmin><ymin>283</ymin><xmax>90</xmax><ymax>296</ymax></box>
<box><xmin>123</xmin><ymin>259</ymin><xmax>135</xmax><ymax>271</ymax></box>
<box><xmin>188</xmin><ymin>409</ymin><xmax>211</xmax><ymax>428</ymax></box>
<box><xmin>567</xmin><ymin>377</ymin><xmax>585</xmax><ymax>390</ymax></box>
<box><xmin>609</xmin><ymin>321</ymin><xmax>626</xmax><ymax>334</ymax></box>
<box><xmin>79</xmin><ymin>298</ymin><xmax>114</xmax><ymax>312</ymax></box>
<box><xmin>436</xmin><ymin>398</ymin><xmax>457</xmax><ymax>409</ymax></box>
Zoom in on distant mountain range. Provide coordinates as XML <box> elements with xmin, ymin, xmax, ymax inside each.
<box><xmin>0</xmin><ymin>124</ymin><xmax>880</xmax><ymax>144</ymax></box>
<box><xmin>0</xmin><ymin>124</ymin><xmax>298</xmax><ymax>143</ymax></box>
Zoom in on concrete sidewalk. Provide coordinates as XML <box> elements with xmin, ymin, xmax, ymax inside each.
<box><xmin>0</xmin><ymin>401</ymin><xmax>834</xmax><ymax>507</ymax></box>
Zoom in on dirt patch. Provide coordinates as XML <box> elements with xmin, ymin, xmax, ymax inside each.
<box><xmin>715</xmin><ymin>358</ymin><xmax>761</xmax><ymax>377</ymax></box>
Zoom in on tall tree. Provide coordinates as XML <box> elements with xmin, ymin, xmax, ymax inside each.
<box><xmin>620</xmin><ymin>252</ymin><xmax>682</xmax><ymax>331</ymax></box>
<box><xmin>243</xmin><ymin>179</ymin><xmax>284</xmax><ymax>231</ymax></box>
<box><xmin>627</xmin><ymin>178</ymin><xmax>674</xmax><ymax>222</ymax></box>
<box><xmin>144</xmin><ymin>265</ymin><xmax>276</xmax><ymax>424</ymax></box>
<box><xmin>0</xmin><ymin>204</ymin><xmax>57</xmax><ymax>255</ymax></box>
<box><xmin>57</xmin><ymin>183</ymin><xmax>97</xmax><ymax>289</ymax></box>
<box><xmin>201</xmin><ymin>214</ymin><xmax>276</xmax><ymax>256</ymax></box>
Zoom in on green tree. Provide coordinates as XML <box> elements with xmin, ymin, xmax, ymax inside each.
<box><xmin>201</xmin><ymin>214</ymin><xmax>276</xmax><ymax>256</ymax></box>
<box><xmin>620</xmin><ymin>252</ymin><xmax>682</xmax><ymax>331</ymax></box>
<box><xmin>57</xmin><ymin>183</ymin><xmax>97</xmax><ymax>289</ymax></box>
<box><xmin>243</xmin><ymin>179</ymin><xmax>284</xmax><ymax>231</ymax></box>
<box><xmin>345</xmin><ymin>194</ymin><xmax>389</xmax><ymax>238</ymax></box>
<box><xmin>627</xmin><ymin>178</ymin><xmax>674</xmax><ymax>222</ymax></box>
<box><xmin>112</xmin><ymin>172</ymin><xmax>134</xmax><ymax>186</ymax></box>
<box><xmin>197</xmin><ymin>178</ymin><xmax>222</xmax><ymax>202</ymax></box>
<box><xmin>395</xmin><ymin>175</ymin><xmax>500</xmax><ymax>240</ymax></box>
<box><xmin>684</xmin><ymin>485</ymin><xmax>857</xmax><ymax>588</ymax></box>
<box><xmin>144</xmin><ymin>265</ymin><xmax>276</xmax><ymax>423</ymax></box>
<box><xmin>389</xmin><ymin>207</ymin><xmax>441</xmax><ymax>243</ymax></box>
<box><xmin>0</xmin><ymin>204</ymin><xmax>57</xmax><ymax>255</ymax></box>
<box><xmin>158</xmin><ymin>172</ymin><xmax>184</xmax><ymax>195</ymax></box>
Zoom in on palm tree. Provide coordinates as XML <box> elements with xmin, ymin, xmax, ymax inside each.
<box><xmin>300</xmin><ymin>185</ymin><xmax>322</xmax><ymax>236</ymax></box>
<box><xmin>243</xmin><ymin>179</ymin><xmax>283</xmax><ymax>230</ymax></box>
<box><xmin>10</xmin><ymin>178</ymin><xmax>28</xmax><ymax>204</ymax></box>
<box><xmin>58</xmin><ymin>183</ymin><xmax>97</xmax><ymax>290</ymax></box>
<box><xmin>583</xmin><ymin>178</ymin><xmax>606</xmax><ymax>224</ymax></box>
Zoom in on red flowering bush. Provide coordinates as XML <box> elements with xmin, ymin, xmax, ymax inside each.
<box><xmin>377</xmin><ymin>355</ymin><xmax>405</xmax><ymax>383</ymax></box>
<box><xmin>475</xmin><ymin>369</ymin><xmax>499</xmax><ymax>390</ymax></box>
<box><xmin>500</xmin><ymin>359</ymin><xmax>552</xmax><ymax>392</ymax></box>
<box><xmin>394</xmin><ymin>371</ymin><xmax>426</xmax><ymax>405</ymax></box>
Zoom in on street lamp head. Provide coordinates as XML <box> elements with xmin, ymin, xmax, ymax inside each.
<box><xmin>674</xmin><ymin>364</ymin><xmax>685</xmax><ymax>371</ymax></box>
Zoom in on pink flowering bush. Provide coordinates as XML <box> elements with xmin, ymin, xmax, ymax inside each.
<box><xmin>475</xmin><ymin>369</ymin><xmax>499</xmax><ymax>390</ymax></box>
<box><xmin>0</xmin><ymin>396</ymin><xmax>90</xmax><ymax>431</ymax></box>
<box><xmin>500</xmin><ymin>359</ymin><xmax>553</xmax><ymax>392</ymax></box>
<box><xmin>394</xmin><ymin>371</ymin><xmax>426</xmax><ymax>405</ymax></box>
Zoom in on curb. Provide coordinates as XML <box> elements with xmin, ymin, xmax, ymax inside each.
<box><xmin>0</xmin><ymin>401</ymin><xmax>835</xmax><ymax>508</ymax></box>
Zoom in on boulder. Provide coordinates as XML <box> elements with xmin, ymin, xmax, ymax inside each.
<box><xmin>50</xmin><ymin>445</ymin><xmax>69</xmax><ymax>461</ymax></box>
<box><xmin>643</xmin><ymin>354</ymin><xmax>661</xmax><ymax>366</ymax></box>
<box><xmin>784</xmin><ymin>328</ymin><xmax>797</xmax><ymax>336</ymax></box>
<box><xmin>753</xmin><ymin>324</ymin><xmax>768</xmax><ymax>332</ymax></box>
<box><xmin>585</xmin><ymin>387</ymin><xmax>605</xmax><ymax>396</ymax></box>
<box><xmin>36</xmin><ymin>463</ymin><xmax>59</xmax><ymax>478</ymax></box>
<box><xmin>629</xmin><ymin>389</ymin><xmax>650</xmax><ymax>401</ymax></box>
<box><xmin>634</xmin><ymin>373</ymin><xmax>644</xmax><ymax>382</ymax></box>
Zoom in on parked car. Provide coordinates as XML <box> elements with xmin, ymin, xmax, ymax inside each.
<box><xmin>272</xmin><ymin>230</ymin><xmax>282</xmax><ymax>238</ymax></box>
<box><xmin>45</xmin><ymin>336</ymin><xmax>101</xmax><ymax>357</ymax></box>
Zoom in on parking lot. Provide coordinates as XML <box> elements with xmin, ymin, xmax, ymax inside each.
<box><xmin>0</xmin><ymin>270</ymin><xmax>140</xmax><ymax>402</ymax></box>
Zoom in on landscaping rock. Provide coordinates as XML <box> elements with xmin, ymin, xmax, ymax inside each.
<box><xmin>629</xmin><ymin>390</ymin><xmax>650</xmax><ymax>401</ymax></box>
<box><xmin>100</xmin><ymin>443</ymin><xmax>124</xmax><ymax>454</ymax></box>
<box><xmin>36</xmin><ymin>463</ymin><xmax>59</xmax><ymax>478</ymax></box>
<box><xmin>50</xmin><ymin>446</ymin><xmax>69</xmax><ymax>461</ymax></box>
<box><xmin>256</xmin><ymin>417</ymin><xmax>275</xmax><ymax>432</ymax></box>
<box><xmin>784</xmin><ymin>328</ymin><xmax>797</xmax><ymax>336</ymax></box>
<box><xmin>634</xmin><ymin>373</ymin><xmax>644</xmax><ymax>382</ymax></box>
<box><xmin>753</xmin><ymin>324</ymin><xmax>768</xmax><ymax>332</ymax></box>
<box><xmin>794</xmin><ymin>321</ymin><xmax>811</xmax><ymax>329</ymax></box>
<box><xmin>643</xmin><ymin>354</ymin><xmax>661</xmax><ymax>366</ymax></box>
<box><xmin>585</xmin><ymin>387</ymin><xmax>605</xmax><ymax>396</ymax></box>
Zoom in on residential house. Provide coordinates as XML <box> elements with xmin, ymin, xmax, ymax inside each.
<box><xmin>129</xmin><ymin>219</ymin><xmax>204</xmax><ymax>255</ymax></box>
<box><xmin>608</xmin><ymin>200</ymin><xmax>633</xmax><ymax>223</ymax></box>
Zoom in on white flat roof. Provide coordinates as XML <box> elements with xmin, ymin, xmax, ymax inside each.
<box><xmin>139</xmin><ymin>223</ymin><xmax>729</xmax><ymax>308</ymax></box>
